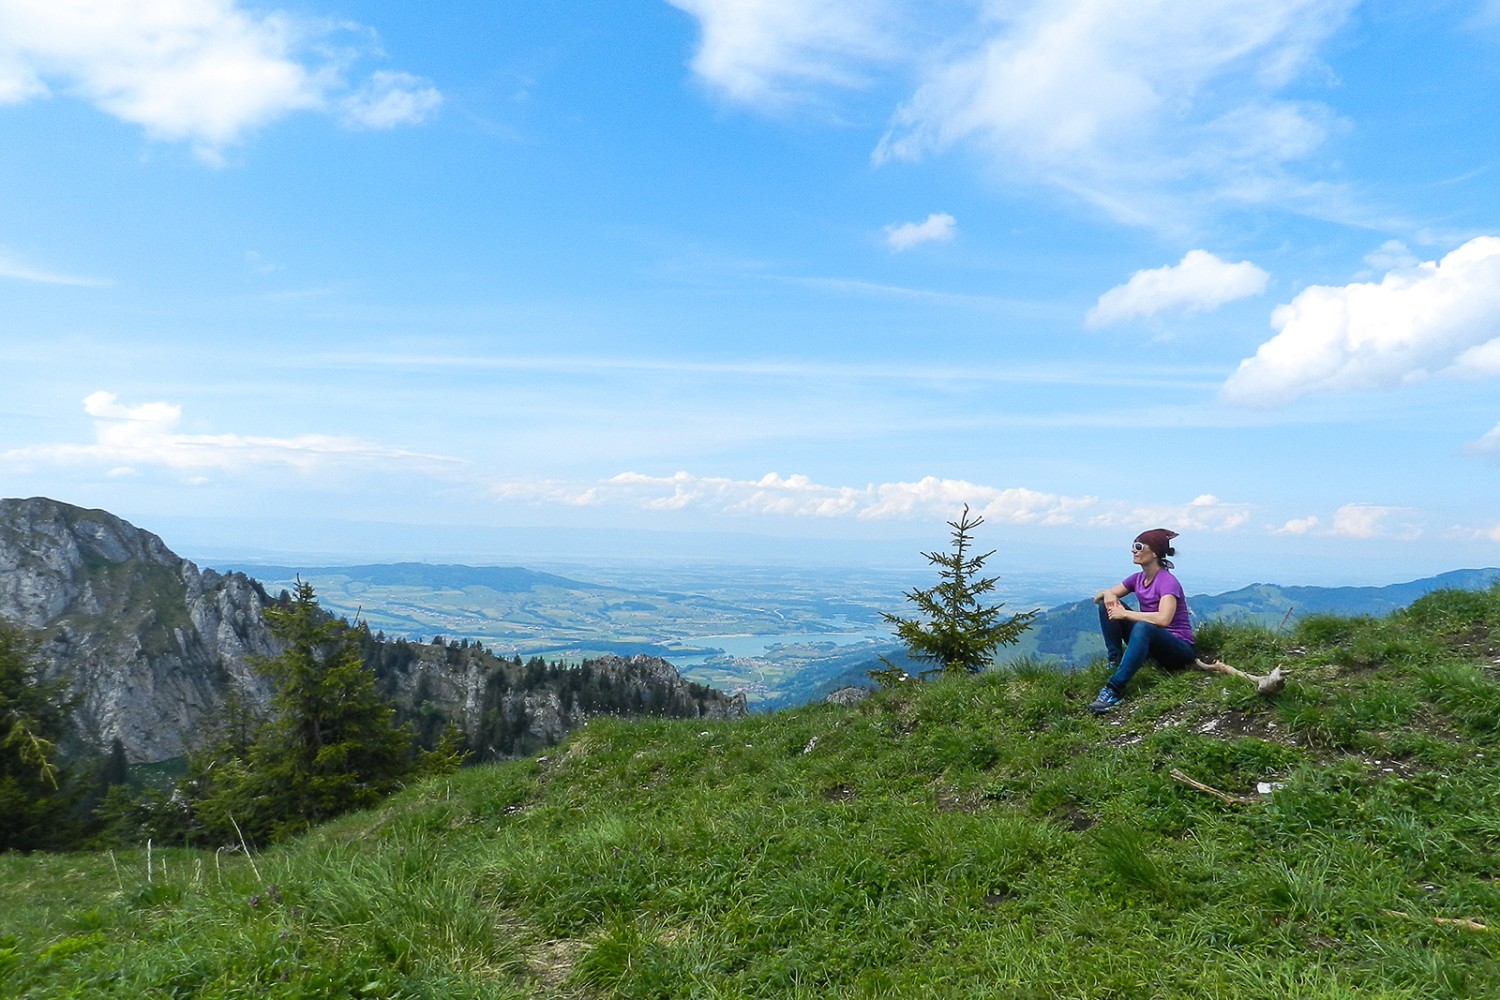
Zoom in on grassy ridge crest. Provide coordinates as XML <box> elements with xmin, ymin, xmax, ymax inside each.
<box><xmin>5</xmin><ymin>586</ymin><xmax>1500</xmax><ymax>997</ymax></box>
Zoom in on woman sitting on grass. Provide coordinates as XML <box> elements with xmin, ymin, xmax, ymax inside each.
<box><xmin>1088</xmin><ymin>528</ymin><xmax>1195</xmax><ymax>714</ymax></box>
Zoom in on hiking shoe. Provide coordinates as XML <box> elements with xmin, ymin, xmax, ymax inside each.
<box><xmin>1088</xmin><ymin>686</ymin><xmax>1122</xmax><ymax>714</ymax></box>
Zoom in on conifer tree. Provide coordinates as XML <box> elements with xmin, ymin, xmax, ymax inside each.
<box><xmin>0</xmin><ymin>621</ymin><xmax>79</xmax><ymax>851</ymax></box>
<box><xmin>877</xmin><ymin>505</ymin><xmax>1035</xmax><ymax>681</ymax></box>
<box><xmin>194</xmin><ymin>582</ymin><xmax>460</xmax><ymax>843</ymax></box>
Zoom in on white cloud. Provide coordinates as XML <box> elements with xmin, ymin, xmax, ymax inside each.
<box><xmin>1451</xmin><ymin>338</ymin><xmax>1500</xmax><ymax>379</ymax></box>
<box><xmin>883</xmin><ymin>212</ymin><xmax>956</xmax><ymax>251</ymax></box>
<box><xmin>1363</xmin><ymin>239</ymin><xmax>1418</xmax><ymax>272</ymax></box>
<box><xmin>0</xmin><ymin>0</ymin><xmax>440</xmax><ymax>158</ymax></box>
<box><xmin>1267</xmin><ymin>505</ymin><xmax>1422</xmax><ymax>539</ymax></box>
<box><xmin>489</xmin><ymin>470</ymin><xmax>1254</xmax><ymax>534</ymax></box>
<box><xmin>872</xmin><ymin>0</ymin><xmax>1355</xmax><ymax>225</ymax></box>
<box><xmin>0</xmin><ymin>246</ymin><xmax>107</xmax><ymax>286</ymax></box>
<box><xmin>668</xmin><ymin>1</ymin><xmax>1358</xmax><ymax>225</ymax></box>
<box><xmin>340</xmin><ymin>70</ymin><xmax>442</xmax><ymax>129</ymax></box>
<box><xmin>501</xmin><ymin>470</ymin><xmax>1094</xmax><ymax>524</ymax></box>
<box><xmin>1087</xmin><ymin>249</ymin><xmax>1268</xmax><ymax>327</ymax></box>
<box><xmin>665</xmin><ymin>0</ymin><xmax>898</xmax><ymax>108</ymax></box>
<box><xmin>1106</xmin><ymin>493</ymin><xmax>1252</xmax><ymax>533</ymax></box>
<box><xmin>0</xmin><ymin>391</ymin><xmax>461</xmax><ymax>478</ymax></box>
<box><xmin>1469</xmin><ymin>421</ymin><xmax>1500</xmax><ymax>458</ymax></box>
<box><xmin>1328</xmin><ymin>503</ymin><xmax>1422</xmax><ymax>540</ymax></box>
<box><xmin>1222</xmin><ymin>236</ymin><xmax>1500</xmax><ymax>406</ymax></box>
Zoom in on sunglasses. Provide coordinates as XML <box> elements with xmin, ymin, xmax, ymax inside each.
<box><xmin>1131</xmin><ymin>542</ymin><xmax>1147</xmax><ymax>553</ymax></box>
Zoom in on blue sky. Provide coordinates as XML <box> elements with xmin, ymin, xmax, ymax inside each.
<box><xmin>3</xmin><ymin>0</ymin><xmax>1500</xmax><ymax>589</ymax></box>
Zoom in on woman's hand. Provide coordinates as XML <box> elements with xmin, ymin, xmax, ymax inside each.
<box><xmin>1106</xmin><ymin>601</ymin><xmax>1132</xmax><ymax>621</ymax></box>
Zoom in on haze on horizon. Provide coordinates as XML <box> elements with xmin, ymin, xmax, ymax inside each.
<box><xmin>2</xmin><ymin>1</ymin><xmax>1499</xmax><ymax>592</ymax></box>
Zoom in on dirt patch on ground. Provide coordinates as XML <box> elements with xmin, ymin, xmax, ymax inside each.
<box><xmin>1108</xmin><ymin>705</ymin><xmax>1302</xmax><ymax>751</ymax></box>
<box><xmin>527</xmin><ymin>936</ymin><xmax>592</xmax><ymax>995</ymax></box>
<box><xmin>934</xmin><ymin>790</ymin><xmax>988</xmax><ymax>813</ymax></box>
<box><xmin>1053</xmin><ymin>803</ymin><xmax>1095</xmax><ymax>831</ymax></box>
<box><xmin>1445</xmin><ymin>624</ymin><xmax>1500</xmax><ymax>661</ymax></box>
<box><xmin>822</xmin><ymin>784</ymin><xmax>857</xmax><ymax>803</ymax></box>
<box><xmin>1192</xmin><ymin>709</ymin><xmax>1291</xmax><ymax>743</ymax></box>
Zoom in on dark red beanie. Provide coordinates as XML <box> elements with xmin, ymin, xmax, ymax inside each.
<box><xmin>1134</xmin><ymin>528</ymin><xmax>1178</xmax><ymax>560</ymax></box>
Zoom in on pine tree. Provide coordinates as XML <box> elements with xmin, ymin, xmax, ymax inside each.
<box><xmin>877</xmin><ymin>505</ymin><xmax>1035</xmax><ymax>681</ymax></box>
<box><xmin>0</xmin><ymin>621</ymin><xmax>79</xmax><ymax>851</ymax></box>
<box><xmin>193</xmin><ymin>582</ymin><xmax>458</xmax><ymax>843</ymax></box>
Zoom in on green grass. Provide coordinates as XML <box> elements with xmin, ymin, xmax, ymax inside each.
<box><xmin>6</xmin><ymin>587</ymin><xmax>1500</xmax><ymax>997</ymax></box>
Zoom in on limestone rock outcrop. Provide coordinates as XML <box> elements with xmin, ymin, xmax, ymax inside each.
<box><xmin>0</xmin><ymin>497</ymin><xmax>278</xmax><ymax>762</ymax></box>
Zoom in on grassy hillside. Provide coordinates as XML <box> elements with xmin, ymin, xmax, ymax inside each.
<box><xmin>5</xmin><ymin>587</ymin><xmax>1500</xmax><ymax>997</ymax></box>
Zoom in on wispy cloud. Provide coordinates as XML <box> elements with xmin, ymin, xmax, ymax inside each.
<box><xmin>0</xmin><ymin>0</ymin><xmax>441</xmax><ymax>160</ymax></box>
<box><xmin>670</xmin><ymin>0</ymin><xmax>1359</xmax><ymax>226</ymax></box>
<box><xmin>339</xmin><ymin>71</ymin><xmax>443</xmax><ymax>129</ymax></box>
<box><xmin>0</xmin><ymin>247</ymin><xmax>108</xmax><ymax>286</ymax></box>
<box><xmin>664</xmin><ymin>0</ymin><xmax>901</xmax><ymax>109</ymax></box>
<box><xmin>1223</xmin><ymin>236</ymin><xmax>1500</xmax><ymax>406</ymax></box>
<box><xmin>0</xmin><ymin>391</ymin><xmax>462</xmax><ymax>479</ymax></box>
<box><xmin>489</xmin><ymin>469</ymin><xmax>1253</xmax><ymax>532</ymax></box>
<box><xmin>1087</xmin><ymin>249</ymin><xmax>1268</xmax><ymax>327</ymax></box>
<box><xmin>883</xmin><ymin>212</ymin><xmax>956</xmax><ymax>251</ymax></box>
<box><xmin>316</xmin><ymin>350</ymin><xmax>1224</xmax><ymax>393</ymax></box>
<box><xmin>1468</xmin><ymin>420</ymin><xmax>1500</xmax><ymax>459</ymax></box>
<box><xmin>871</xmin><ymin>0</ymin><xmax>1356</xmax><ymax>225</ymax></box>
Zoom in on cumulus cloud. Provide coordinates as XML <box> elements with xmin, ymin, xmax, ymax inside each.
<box><xmin>1268</xmin><ymin>505</ymin><xmax>1423</xmax><ymax>539</ymax></box>
<box><xmin>489</xmin><ymin>470</ymin><xmax>1253</xmax><ymax>534</ymax></box>
<box><xmin>1327</xmin><ymin>503</ymin><xmax>1422</xmax><ymax>540</ymax></box>
<box><xmin>0</xmin><ymin>391</ymin><xmax>460</xmax><ymax>478</ymax></box>
<box><xmin>1222</xmin><ymin>236</ymin><xmax>1500</xmax><ymax>406</ymax></box>
<box><xmin>0</xmin><ymin>0</ymin><xmax>440</xmax><ymax>159</ymax></box>
<box><xmin>664</xmin><ymin>0</ymin><xmax>899</xmax><ymax>107</ymax></box>
<box><xmin>883</xmin><ymin>212</ymin><xmax>956</xmax><ymax>251</ymax></box>
<box><xmin>1451</xmin><ymin>338</ymin><xmax>1500</xmax><ymax>379</ymax></box>
<box><xmin>1087</xmin><ymin>250</ymin><xmax>1268</xmax><ymax>327</ymax></box>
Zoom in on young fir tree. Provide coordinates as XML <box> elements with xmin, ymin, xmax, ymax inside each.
<box><xmin>875</xmin><ymin>505</ymin><xmax>1035</xmax><ymax>683</ymax></box>
<box><xmin>194</xmin><ymin>582</ymin><xmax>461</xmax><ymax>844</ymax></box>
<box><xmin>0</xmin><ymin>620</ymin><xmax>80</xmax><ymax>851</ymax></box>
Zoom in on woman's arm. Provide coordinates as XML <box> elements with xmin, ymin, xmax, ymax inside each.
<box><xmin>1107</xmin><ymin>593</ymin><xmax>1176</xmax><ymax>626</ymax></box>
<box><xmin>1093</xmin><ymin>583</ymin><xmax>1129</xmax><ymax>604</ymax></box>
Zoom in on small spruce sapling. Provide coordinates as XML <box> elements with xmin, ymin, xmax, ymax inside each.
<box><xmin>873</xmin><ymin>505</ymin><xmax>1035</xmax><ymax>684</ymax></box>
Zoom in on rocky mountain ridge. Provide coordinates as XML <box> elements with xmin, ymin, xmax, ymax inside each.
<box><xmin>0</xmin><ymin>497</ymin><xmax>278</xmax><ymax>763</ymax></box>
<box><xmin>0</xmin><ymin>497</ymin><xmax>744</xmax><ymax>764</ymax></box>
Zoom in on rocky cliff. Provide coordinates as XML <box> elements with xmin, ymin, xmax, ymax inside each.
<box><xmin>1</xmin><ymin>497</ymin><xmax>746</xmax><ymax>765</ymax></box>
<box><xmin>0</xmin><ymin>497</ymin><xmax>279</xmax><ymax>763</ymax></box>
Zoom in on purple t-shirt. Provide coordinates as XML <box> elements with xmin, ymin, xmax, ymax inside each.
<box><xmin>1123</xmin><ymin>569</ymin><xmax>1194</xmax><ymax>644</ymax></box>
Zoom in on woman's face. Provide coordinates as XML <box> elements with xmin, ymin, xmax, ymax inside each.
<box><xmin>1131</xmin><ymin>540</ymin><xmax>1156</xmax><ymax>567</ymax></box>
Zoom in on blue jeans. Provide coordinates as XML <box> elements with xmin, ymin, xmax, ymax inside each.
<box><xmin>1098</xmin><ymin>602</ymin><xmax>1196</xmax><ymax>693</ymax></box>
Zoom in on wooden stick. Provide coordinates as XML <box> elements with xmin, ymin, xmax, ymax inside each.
<box><xmin>1381</xmin><ymin>909</ymin><xmax>1490</xmax><ymax>932</ymax></box>
<box><xmin>1193</xmin><ymin>658</ymin><xmax>1287</xmax><ymax>695</ymax></box>
<box><xmin>1169</xmin><ymin>768</ymin><xmax>1259</xmax><ymax>806</ymax></box>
